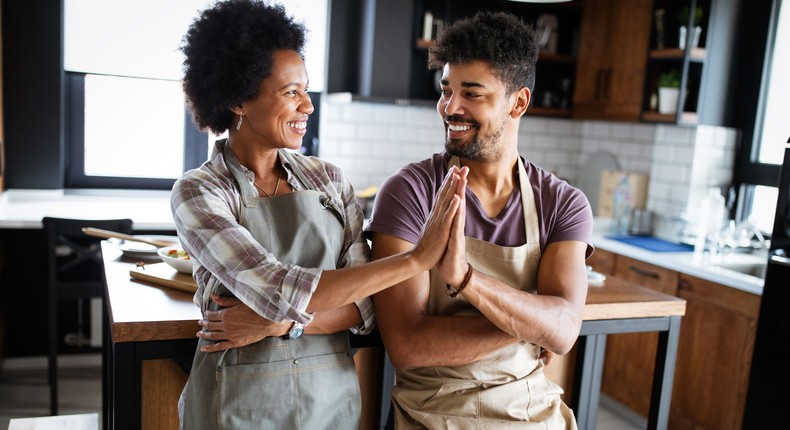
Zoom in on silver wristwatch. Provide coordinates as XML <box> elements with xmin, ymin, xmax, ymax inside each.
<box><xmin>283</xmin><ymin>321</ymin><xmax>304</xmax><ymax>340</ymax></box>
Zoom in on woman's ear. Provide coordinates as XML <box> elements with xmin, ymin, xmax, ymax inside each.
<box><xmin>510</xmin><ymin>87</ymin><xmax>530</xmax><ymax>118</ymax></box>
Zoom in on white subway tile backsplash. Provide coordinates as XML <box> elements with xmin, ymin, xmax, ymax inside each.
<box><xmin>320</xmin><ymin>98</ymin><xmax>739</xmax><ymax>222</ymax></box>
<box><xmin>522</xmin><ymin>117</ymin><xmax>549</xmax><ymax>133</ymax></box>
<box><xmin>631</xmin><ymin>124</ymin><xmax>656</xmax><ymax>140</ymax></box>
<box><xmin>322</xmin><ymin>122</ymin><xmax>356</xmax><ymax>139</ymax></box>
<box><xmin>372</xmin><ymin>104</ymin><xmax>407</xmax><ymax>124</ymax></box>
<box><xmin>356</xmin><ymin>124</ymin><xmax>388</xmax><ymax>140</ymax></box>
<box><xmin>662</xmin><ymin>124</ymin><xmax>695</xmax><ymax>144</ymax></box>
<box><xmin>611</xmin><ymin>123</ymin><xmax>632</xmax><ymax>139</ymax></box>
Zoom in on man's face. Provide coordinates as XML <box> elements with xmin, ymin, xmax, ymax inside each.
<box><xmin>436</xmin><ymin>61</ymin><xmax>513</xmax><ymax>162</ymax></box>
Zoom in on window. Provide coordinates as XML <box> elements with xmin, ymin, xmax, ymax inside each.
<box><xmin>63</xmin><ymin>0</ymin><xmax>327</xmax><ymax>189</ymax></box>
<box><xmin>734</xmin><ymin>0</ymin><xmax>789</xmax><ymax>235</ymax></box>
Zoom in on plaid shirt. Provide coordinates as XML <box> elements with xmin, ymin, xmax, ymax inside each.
<box><xmin>171</xmin><ymin>140</ymin><xmax>374</xmax><ymax>334</ymax></box>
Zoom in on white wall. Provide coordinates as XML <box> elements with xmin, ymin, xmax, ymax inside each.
<box><xmin>319</xmin><ymin>97</ymin><xmax>738</xmax><ymax>241</ymax></box>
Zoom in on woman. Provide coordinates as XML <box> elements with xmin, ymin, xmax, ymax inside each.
<box><xmin>172</xmin><ymin>1</ymin><xmax>466</xmax><ymax>428</ymax></box>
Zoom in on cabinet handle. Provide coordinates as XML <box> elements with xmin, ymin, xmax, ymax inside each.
<box><xmin>603</xmin><ymin>69</ymin><xmax>613</xmax><ymax>100</ymax></box>
<box><xmin>678</xmin><ymin>279</ymin><xmax>692</xmax><ymax>291</ymax></box>
<box><xmin>595</xmin><ymin>69</ymin><xmax>604</xmax><ymax>99</ymax></box>
<box><xmin>628</xmin><ymin>265</ymin><xmax>660</xmax><ymax>279</ymax></box>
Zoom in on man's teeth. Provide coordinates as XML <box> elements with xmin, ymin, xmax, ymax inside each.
<box><xmin>448</xmin><ymin>124</ymin><xmax>472</xmax><ymax>132</ymax></box>
<box><xmin>288</xmin><ymin>122</ymin><xmax>307</xmax><ymax>129</ymax></box>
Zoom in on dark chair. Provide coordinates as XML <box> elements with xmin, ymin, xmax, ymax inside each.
<box><xmin>43</xmin><ymin>217</ymin><xmax>133</xmax><ymax>416</ymax></box>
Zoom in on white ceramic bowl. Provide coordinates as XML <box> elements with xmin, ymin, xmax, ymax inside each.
<box><xmin>157</xmin><ymin>245</ymin><xmax>193</xmax><ymax>274</ymax></box>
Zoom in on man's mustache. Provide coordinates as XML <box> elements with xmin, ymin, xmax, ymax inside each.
<box><xmin>444</xmin><ymin>115</ymin><xmax>479</xmax><ymax>127</ymax></box>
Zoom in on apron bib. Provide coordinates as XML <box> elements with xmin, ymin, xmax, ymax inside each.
<box><xmin>180</xmin><ymin>144</ymin><xmax>361</xmax><ymax>430</ymax></box>
<box><xmin>391</xmin><ymin>157</ymin><xmax>577</xmax><ymax>430</ymax></box>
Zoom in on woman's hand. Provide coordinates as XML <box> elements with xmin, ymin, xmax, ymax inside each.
<box><xmin>411</xmin><ymin>166</ymin><xmax>468</xmax><ymax>270</ymax></box>
<box><xmin>197</xmin><ymin>294</ymin><xmax>290</xmax><ymax>352</ymax></box>
<box><xmin>437</xmin><ymin>187</ymin><xmax>468</xmax><ymax>287</ymax></box>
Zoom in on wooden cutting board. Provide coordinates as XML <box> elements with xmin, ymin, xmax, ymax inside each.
<box><xmin>130</xmin><ymin>262</ymin><xmax>197</xmax><ymax>294</ymax></box>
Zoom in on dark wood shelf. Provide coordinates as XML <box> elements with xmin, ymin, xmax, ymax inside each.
<box><xmin>649</xmin><ymin>47</ymin><xmax>706</xmax><ymax>60</ymax></box>
<box><xmin>641</xmin><ymin>110</ymin><xmax>698</xmax><ymax>124</ymax></box>
<box><xmin>538</xmin><ymin>52</ymin><xmax>576</xmax><ymax>64</ymax></box>
<box><xmin>529</xmin><ymin>106</ymin><xmax>573</xmax><ymax>118</ymax></box>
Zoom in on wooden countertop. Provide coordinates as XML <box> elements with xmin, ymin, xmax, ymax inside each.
<box><xmin>102</xmin><ymin>242</ymin><xmax>685</xmax><ymax>344</ymax></box>
<box><xmin>102</xmin><ymin>242</ymin><xmax>200</xmax><ymax>342</ymax></box>
<box><xmin>583</xmin><ymin>276</ymin><xmax>685</xmax><ymax>320</ymax></box>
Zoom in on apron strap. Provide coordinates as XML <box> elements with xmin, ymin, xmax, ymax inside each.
<box><xmin>448</xmin><ymin>155</ymin><xmax>539</xmax><ymax>245</ymax></box>
<box><xmin>279</xmin><ymin>149</ymin><xmax>346</xmax><ymax>230</ymax></box>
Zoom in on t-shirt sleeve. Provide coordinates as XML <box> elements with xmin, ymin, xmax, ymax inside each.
<box><xmin>543</xmin><ymin>180</ymin><xmax>595</xmax><ymax>258</ymax></box>
<box><xmin>365</xmin><ymin>163</ymin><xmax>435</xmax><ymax>244</ymax></box>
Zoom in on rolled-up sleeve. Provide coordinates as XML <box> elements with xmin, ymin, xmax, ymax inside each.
<box><xmin>172</xmin><ymin>168</ymin><xmax>320</xmax><ymax>324</ymax></box>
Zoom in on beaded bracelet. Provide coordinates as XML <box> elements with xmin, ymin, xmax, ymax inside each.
<box><xmin>445</xmin><ymin>263</ymin><xmax>474</xmax><ymax>298</ymax></box>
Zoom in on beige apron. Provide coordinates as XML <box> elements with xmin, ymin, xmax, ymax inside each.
<box><xmin>180</xmin><ymin>144</ymin><xmax>361</xmax><ymax>429</ymax></box>
<box><xmin>391</xmin><ymin>157</ymin><xmax>577</xmax><ymax>429</ymax></box>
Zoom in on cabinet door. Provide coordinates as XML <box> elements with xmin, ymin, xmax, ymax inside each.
<box><xmin>573</xmin><ymin>0</ymin><xmax>653</xmax><ymax>121</ymax></box>
<box><xmin>670</xmin><ymin>274</ymin><xmax>760</xmax><ymax>430</ymax></box>
<box><xmin>601</xmin><ymin>256</ymin><xmax>679</xmax><ymax>416</ymax></box>
<box><xmin>586</xmin><ymin>248</ymin><xmax>617</xmax><ymax>276</ymax></box>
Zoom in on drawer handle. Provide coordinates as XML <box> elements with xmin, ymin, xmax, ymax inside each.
<box><xmin>678</xmin><ymin>279</ymin><xmax>692</xmax><ymax>291</ymax></box>
<box><xmin>628</xmin><ymin>265</ymin><xmax>660</xmax><ymax>279</ymax></box>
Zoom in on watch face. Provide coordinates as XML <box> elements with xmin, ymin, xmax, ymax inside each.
<box><xmin>289</xmin><ymin>323</ymin><xmax>304</xmax><ymax>339</ymax></box>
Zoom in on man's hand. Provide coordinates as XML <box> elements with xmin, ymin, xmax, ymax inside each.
<box><xmin>197</xmin><ymin>293</ymin><xmax>289</xmax><ymax>352</ymax></box>
<box><xmin>437</xmin><ymin>174</ymin><xmax>468</xmax><ymax>288</ymax></box>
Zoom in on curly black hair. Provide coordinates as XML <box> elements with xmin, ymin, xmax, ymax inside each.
<box><xmin>180</xmin><ymin>0</ymin><xmax>307</xmax><ymax>135</ymax></box>
<box><xmin>428</xmin><ymin>11</ymin><xmax>538</xmax><ymax>95</ymax></box>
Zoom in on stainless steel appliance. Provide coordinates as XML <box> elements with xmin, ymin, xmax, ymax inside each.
<box><xmin>742</xmin><ymin>139</ymin><xmax>790</xmax><ymax>427</ymax></box>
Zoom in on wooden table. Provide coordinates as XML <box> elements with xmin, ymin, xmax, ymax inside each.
<box><xmin>573</xmin><ymin>276</ymin><xmax>686</xmax><ymax>430</ymax></box>
<box><xmin>102</xmin><ymin>242</ymin><xmax>685</xmax><ymax>430</ymax></box>
<box><xmin>102</xmin><ymin>242</ymin><xmax>199</xmax><ymax>430</ymax></box>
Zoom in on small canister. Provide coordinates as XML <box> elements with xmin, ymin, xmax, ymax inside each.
<box><xmin>629</xmin><ymin>208</ymin><xmax>654</xmax><ymax>236</ymax></box>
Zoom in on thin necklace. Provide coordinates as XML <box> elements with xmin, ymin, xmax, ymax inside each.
<box><xmin>254</xmin><ymin>170</ymin><xmax>283</xmax><ymax>198</ymax></box>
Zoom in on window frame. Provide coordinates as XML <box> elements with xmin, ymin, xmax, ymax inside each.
<box><xmin>64</xmin><ymin>72</ymin><xmax>208</xmax><ymax>189</ymax></box>
<box><xmin>732</xmin><ymin>0</ymin><xmax>784</xmax><ymax>225</ymax></box>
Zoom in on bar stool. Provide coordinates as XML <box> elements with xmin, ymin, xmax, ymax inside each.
<box><xmin>42</xmin><ymin>217</ymin><xmax>132</xmax><ymax>416</ymax></box>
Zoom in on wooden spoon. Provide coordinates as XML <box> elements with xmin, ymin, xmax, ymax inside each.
<box><xmin>82</xmin><ymin>227</ymin><xmax>176</xmax><ymax>247</ymax></box>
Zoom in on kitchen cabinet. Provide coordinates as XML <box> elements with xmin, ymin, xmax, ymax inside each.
<box><xmin>327</xmin><ymin>0</ymin><xmax>582</xmax><ymax>117</ymax></box>
<box><xmin>586</xmin><ymin>248</ymin><xmax>617</xmax><ymax>276</ymax></box>
<box><xmin>671</xmin><ymin>274</ymin><xmax>759</xmax><ymax>430</ymax></box>
<box><xmin>593</xmin><ymin>249</ymin><xmax>761</xmax><ymax>429</ymax></box>
<box><xmin>601</xmin><ymin>256</ymin><xmax>678</xmax><ymax>415</ymax></box>
<box><xmin>640</xmin><ymin>0</ymin><xmax>741</xmax><ymax>126</ymax></box>
<box><xmin>572</xmin><ymin>0</ymin><xmax>653</xmax><ymax>121</ymax></box>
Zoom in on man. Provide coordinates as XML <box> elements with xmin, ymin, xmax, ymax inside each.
<box><xmin>366</xmin><ymin>11</ymin><xmax>593</xmax><ymax>429</ymax></box>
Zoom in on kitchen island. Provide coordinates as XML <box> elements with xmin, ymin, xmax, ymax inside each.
<box><xmin>101</xmin><ymin>241</ymin><xmax>686</xmax><ymax>430</ymax></box>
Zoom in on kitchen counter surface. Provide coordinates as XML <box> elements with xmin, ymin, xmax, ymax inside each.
<box><xmin>0</xmin><ymin>189</ymin><xmax>174</xmax><ymax>230</ymax></box>
<box><xmin>591</xmin><ymin>220</ymin><xmax>765</xmax><ymax>296</ymax></box>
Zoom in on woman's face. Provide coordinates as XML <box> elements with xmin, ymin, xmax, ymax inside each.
<box><xmin>239</xmin><ymin>50</ymin><xmax>314</xmax><ymax>151</ymax></box>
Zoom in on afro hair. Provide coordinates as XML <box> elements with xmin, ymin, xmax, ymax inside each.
<box><xmin>180</xmin><ymin>0</ymin><xmax>307</xmax><ymax>135</ymax></box>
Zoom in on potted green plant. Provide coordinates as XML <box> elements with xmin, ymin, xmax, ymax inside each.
<box><xmin>657</xmin><ymin>70</ymin><xmax>681</xmax><ymax>114</ymax></box>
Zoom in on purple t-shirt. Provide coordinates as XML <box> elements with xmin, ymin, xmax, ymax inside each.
<box><xmin>366</xmin><ymin>152</ymin><xmax>594</xmax><ymax>257</ymax></box>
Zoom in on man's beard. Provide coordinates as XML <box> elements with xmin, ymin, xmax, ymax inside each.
<box><xmin>444</xmin><ymin>115</ymin><xmax>505</xmax><ymax>162</ymax></box>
